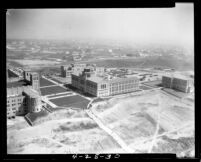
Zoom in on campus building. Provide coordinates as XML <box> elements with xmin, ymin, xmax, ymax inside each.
<box><xmin>7</xmin><ymin>68</ymin><xmax>22</xmax><ymax>83</ymax></box>
<box><xmin>7</xmin><ymin>86</ymin><xmax>43</xmax><ymax>119</ymax></box>
<box><xmin>71</xmin><ymin>68</ymin><xmax>139</xmax><ymax>97</ymax></box>
<box><xmin>23</xmin><ymin>70</ymin><xmax>40</xmax><ymax>92</ymax></box>
<box><xmin>61</xmin><ymin>63</ymin><xmax>103</xmax><ymax>78</ymax></box>
<box><xmin>61</xmin><ymin>65</ymin><xmax>72</xmax><ymax>77</ymax></box>
<box><xmin>7</xmin><ymin>69</ymin><xmax>43</xmax><ymax>119</ymax></box>
<box><xmin>162</xmin><ymin>74</ymin><xmax>194</xmax><ymax>93</ymax></box>
<box><xmin>61</xmin><ymin>64</ymin><xmax>86</xmax><ymax>78</ymax></box>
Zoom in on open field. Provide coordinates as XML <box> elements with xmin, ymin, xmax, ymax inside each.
<box><xmin>7</xmin><ymin>60</ymin><xmax>24</xmax><ymax>68</ymax></box>
<box><xmin>91</xmin><ymin>90</ymin><xmax>194</xmax><ymax>156</ymax></box>
<box><xmin>12</xmin><ymin>59</ymin><xmax>60</xmax><ymax>66</ymax></box>
<box><xmin>7</xmin><ymin>113</ymin><xmax>122</xmax><ymax>154</ymax></box>
<box><xmin>7</xmin><ymin>88</ymin><xmax>194</xmax><ymax>155</ymax></box>
<box><xmin>152</xmin><ymin>136</ymin><xmax>194</xmax><ymax>155</ymax></box>
<box><xmin>162</xmin><ymin>88</ymin><xmax>190</xmax><ymax>99</ymax></box>
<box><xmin>40</xmin><ymin>86</ymin><xmax>68</xmax><ymax>96</ymax></box>
<box><xmin>80</xmin><ymin>56</ymin><xmax>194</xmax><ymax>71</ymax></box>
<box><xmin>25</xmin><ymin>108</ymin><xmax>89</xmax><ymax>125</ymax></box>
<box><xmin>50</xmin><ymin>95</ymin><xmax>90</xmax><ymax>109</ymax></box>
<box><xmin>7</xmin><ymin>116</ymin><xmax>30</xmax><ymax>131</ymax></box>
<box><xmin>7</xmin><ymin>137</ymin><xmax>63</xmax><ymax>154</ymax></box>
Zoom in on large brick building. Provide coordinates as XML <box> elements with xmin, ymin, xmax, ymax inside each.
<box><xmin>61</xmin><ymin>63</ymin><xmax>87</xmax><ymax>77</ymax></box>
<box><xmin>23</xmin><ymin>70</ymin><xmax>40</xmax><ymax>92</ymax></box>
<box><xmin>7</xmin><ymin>86</ymin><xmax>42</xmax><ymax>119</ymax></box>
<box><xmin>162</xmin><ymin>74</ymin><xmax>194</xmax><ymax>93</ymax></box>
<box><xmin>71</xmin><ymin>68</ymin><xmax>139</xmax><ymax>97</ymax></box>
<box><xmin>61</xmin><ymin>63</ymin><xmax>104</xmax><ymax>78</ymax></box>
<box><xmin>7</xmin><ymin>69</ymin><xmax>43</xmax><ymax>119</ymax></box>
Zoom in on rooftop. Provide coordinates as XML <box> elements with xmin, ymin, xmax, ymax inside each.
<box><xmin>88</xmin><ymin>75</ymin><xmax>139</xmax><ymax>84</ymax></box>
<box><xmin>163</xmin><ymin>73</ymin><xmax>192</xmax><ymax>80</ymax></box>
<box><xmin>72</xmin><ymin>71</ymin><xmax>139</xmax><ymax>84</ymax></box>
<box><xmin>31</xmin><ymin>72</ymin><xmax>38</xmax><ymax>75</ymax></box>
<box><xmin>109</xmin><ymin>76</ymin><xmax>139</xmax><ymax>83</ymax></box>
<box><xmin>7</xmin><ymin>80</ymin><xmax>29</xmax><ymax>88</ymax></box>
<box><xmin>23</xmin><ymin>88</ymin><xmax>40</xmax><ymax>98</ymax></box>
<box><xmin>72</xmin><ymin>71</ymin><xmax>82</xmax><ymax>76</ymax></box>
<box><xmin>7</xmin><ymin>69</ymin><xmax>18</xmax><ymax>78</ymax></box>
<box><xmin>87</xmin><ymin>76</ymin><xmax>107</xmax><ymax>83</ymax></box>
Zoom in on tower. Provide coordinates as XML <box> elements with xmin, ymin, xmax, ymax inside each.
<box><xmin>30</xmin><ymin>72</ymin><xmax>40</xmax><ymax>91</ymax></box>
<box><xmin>23</xmin><ymin>70</ymin><xmax>32</xmax><ymax>82</ymax></box>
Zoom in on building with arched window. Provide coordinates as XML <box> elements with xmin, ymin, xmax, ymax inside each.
<box><xmin>71</xmin><ymin>68</ymin><xmax>139</xmax><ymax>97</ymax></box>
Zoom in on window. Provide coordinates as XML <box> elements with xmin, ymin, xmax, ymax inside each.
<box><xmin>101</xmin><ymin>84</ymin><xmax>106</xmax><ymax>89</ymax></box>
<box><xmin>115</xmin><ymin>86</ymin><xmax>118</xmax><ymax>91</ymax></box>
<box><xmin>125</xmin><ymin>85</ymin><xmax>128</xmax><ymax>89</ymax></box>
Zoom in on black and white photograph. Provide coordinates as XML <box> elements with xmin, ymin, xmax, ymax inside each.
<box><xmin>6</xmin><ymin>3</ymin><xmax>195</xmax><ymax>158</ymax></box>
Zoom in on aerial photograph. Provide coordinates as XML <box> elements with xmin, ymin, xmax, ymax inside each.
<box><xmin>6</xmin><ymin>4</ymin><xmax>194</xmax><ymax>158</ymax></box>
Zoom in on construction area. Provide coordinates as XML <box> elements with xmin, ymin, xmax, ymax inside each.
<box><xmin>7</xmin><ymin>109</ymin><xmax>123</xmax><ymax>154</ymax></box>
<box><xmin>7</xmin><ymin>88</ymin><xmax>194</xmax><ymax>156</ymax></box>
<box><xmin>89</xmin><ymin>89</ymin><xmax>194</xmax><ymax>156</ymax></box>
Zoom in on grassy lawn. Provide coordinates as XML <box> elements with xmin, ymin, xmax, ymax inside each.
<box><xmin>40</xmin><ymin>86</ymin><xmax>68</xmax><ymax>96</ymax></box>
<box><xmin>40</xmin><ymin>77</ymin><xmax>56</xmax><ymax>87</ymax></box>
<box><xmin>50</xmin><ymin>95</ymin><xmax>90</xmax><ymax>109</ymax></box>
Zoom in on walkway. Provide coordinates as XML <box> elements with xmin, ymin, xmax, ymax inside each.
<box><xmin>48</xmin><ymin>93</ymin><xmax>76</xmax><ymax>100</ymax></box>
<box><xmin>42</xmin><ymin>76</ymin><xmax>60</xmax><ymax>85</ymax></box>
<box><xmin>85</xmin><ymin>109</ymin><xmax>134</xmax><ymax>153</ymax></box>
<box><xmin>40</xmin><ymin>85</ymin><xmax>59</xmax><ymax>88</ymax></box>
<box><xmin>41</xmin><ymin>97</ymin><xmax>57</xmax><ymax>108</ymax></box>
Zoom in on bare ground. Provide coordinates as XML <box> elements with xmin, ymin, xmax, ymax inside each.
<box><xmin>91</xmin><ymin>90</ymin><xmax>194</xmax><ymax>156</ymax></box>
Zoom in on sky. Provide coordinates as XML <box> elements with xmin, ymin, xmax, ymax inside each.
<box><xmin>6</xmin><ymin>4</ymin><xmax>194</xmax><ymax>47</ymax></box>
